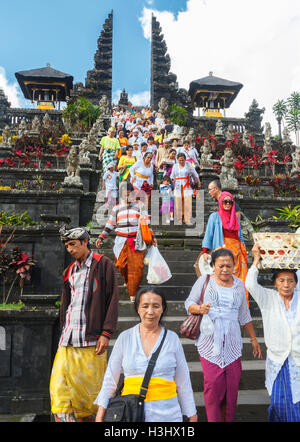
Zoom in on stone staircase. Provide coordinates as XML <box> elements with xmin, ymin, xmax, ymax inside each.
<box><xmin>89</xmin><ymin>195</ymin><xmax>270</xmax><ymax>422</ymax></box>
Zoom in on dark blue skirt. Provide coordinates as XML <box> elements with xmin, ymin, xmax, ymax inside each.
<box><xmin>268</xmin><ymin>358</ymin><xmax>300</xmax><ymax>422</ymax></box>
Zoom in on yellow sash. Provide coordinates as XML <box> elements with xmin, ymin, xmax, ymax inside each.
<box><xmin>122</xmin><ymin>377</ymin><xmax>177</xmax><ymax>401</ymax></box>
<box><xmin>134</xmin><ymin>171</ymin><xmax>149</xmax><ymax>180</ymax></box>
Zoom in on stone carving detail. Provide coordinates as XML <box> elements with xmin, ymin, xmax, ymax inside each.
<box><xmin>215</xmin><ymin>119</ymin><xmax>224</xmax><ymax>137</ymax></box>
<box><xmin>244</xmin><ymin>99</ymin><xmax>265</xmax><ymax>134</ymax></box>
<box><xmin>158</xmin><ymin>97</ymin><xmax>168</xmax><ymax>117</ymax></box>
<box><xmin>242</xmin><ymin>128</ymin><xmax>251</xmax><ymax>148</ymax></box>
<box><xmin>200</xmin><ymin>139</ymin><xmax>213</xmax><ymax>168</ymax></box>
<box><xmin>31</xmin><ymin>116</ymin><xmax>41</xmax><ymax>133</ymax></box>
<box><xmin>74</xmin><ymin>12</ymin><xmax>113</xmax><ymax>105</ymax></box>
<box><xmin>225</xmin><ymin>123</ymin><xmax>234</xmax><ymax>141</ymax></box>
<box><xmin>42</xmin><ymin>113</ymin><xmax>52</xmax><ymax>128</ymax></box>
<box><xmin>219</xmin><ymin>148</ymin><xmax>238</xmax><ymax>189</ymax></box>
<box><xmin>78</xmin><ymin>138</ymin><xmax>91</xmax><ymax>166</ymax></box>
<box><xmin>63</xmin><ymin>145</ymin><xmax>82</xmax><ymax>187</ymax></box>
<box><xmin>1</xmin><ymin>125</ymin><xmax>12</xmax><ymax>146</ymax></box>
<box><xmin>282</xmin><ymin>127</ymin><xmax>292</xmax><ymax>144</ymax></box>
<box><xmin>291</xmin><ymin>145</ymin><xmax>300</xmax><ymax>175</ymax></box>
<box><xmin>0</xmin><ymin>88</ymin><xmax>10</xmax><ymax>129</ymax></box>
<box><xmin>118</xmin><ymin>89</ymin><xmax>128</xmax><ymax>106</ymax></box>
<box><xmin>18</xmin><ymin>119</ymin><xmax>28</xmax><ymax>137</ymax></box>
<box><xmin>263</xmin><ymin>122</ymin><xmax>272</xmax><ymax>156</ymax></box>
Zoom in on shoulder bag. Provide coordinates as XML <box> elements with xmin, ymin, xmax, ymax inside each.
<box><xmin>180</xmin><ymin>274</ymin><xmax>210</xmax><ymax>340</ymax></box>
<box><xmin>104</xmin><ymin>328</ymin><xmax>168</xmax><ymax>422</ymax></box>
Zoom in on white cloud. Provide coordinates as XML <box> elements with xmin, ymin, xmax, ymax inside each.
<box><xmin>139</xmin><ymin>0</ymin><xmax>300</xmax><ymax>137</ymax></box>
<box><xmin>113</xmin><ymin>89</ymin><xmax>150</xmax><ymax>107</ymax></box>
<box><xmin>0</xmin><ymin>66</ymin><xmax>24</xmax><ymax>108</ymax></box>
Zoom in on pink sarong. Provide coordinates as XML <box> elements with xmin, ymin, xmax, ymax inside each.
<box><xmin>200</xmin><ymin>356</ymin><xmax>242</xmax><ymax>422</ymax></box>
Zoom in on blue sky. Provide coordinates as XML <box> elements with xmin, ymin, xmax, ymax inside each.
<box><xmin>1</xmin><ymin>0</ymin><xmax>300</xmax><ymax>138</ymax></box>
<box><xmin>0</xmin><ymin>0</ymin><xmax>188</xmax><ymax>107</ymax></box>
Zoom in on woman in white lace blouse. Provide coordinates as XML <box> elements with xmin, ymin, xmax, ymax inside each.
<box><xmin>185</xmin><ymin>248</ymin><xmax>262</xmax><ymax>422</ymax></box>
<box><xmin>246</xmin><ymin>243</ymin><xmax>300</xmax><ymax>422</ymax></box>
<box><xmin>95</xmin><ymin>287</ymin><xmax>197</xmax><ymax>422</ymax></box>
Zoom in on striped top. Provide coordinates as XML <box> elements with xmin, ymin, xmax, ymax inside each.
<box><xmin>99</xmin><ymin>200</ymin><xmax>153</xmax><ymax>242</ymax></box>
<box><xmin>185</xmin><ymin>275</ymin><xmax>252</xmax><ymax>368</ymax></box>
<box><xmin>59</xmin><ymin>252</ymin><xmax>97</xmax><ymax>348</ymax></box>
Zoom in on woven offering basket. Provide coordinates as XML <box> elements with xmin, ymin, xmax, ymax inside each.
<box><xmin>252</xmin><ymin>232</ymin><xmax>300</xmax><ymax>269</ymax></box>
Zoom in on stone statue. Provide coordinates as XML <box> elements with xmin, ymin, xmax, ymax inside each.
<box><xmin>291</xmin><ymin>145</ymin><xmax>300</xmax><ymax>175</ymax></box>
<box><xmin>200</xmin><ymin>139</ymin><xmax>213</xmax><ymax>168</ymax></box>
<box><xmin>186</xmin><ymin>127</ymin><xmax>197</xmax><ymax>143</ymax></box>
<box><xmin>220</xmin><ymin>148</ymin><xmax>238</xmax><ymax>189</ymax></box>
<box><xmin>18</xmin><ymin>119</ymin><xmax>28</xmax><ymax>137</ymax></box>
<box><xmin>244</xmin><ymin>99</ymin><xmax>265</xmax><ymax>134</ymax></box>
<box><xmin>78</xmin><ymin>138</ymin><xmax>91</xmax><ymax>166</ymax></box>
<box><xmin>31</xmin><ymin>116</ymin><xmax>41</xmax><ymax>133</ymax></box>
<box><xmin>215</xmin><ymin>119</ymin><xmax>224</xmax><ymax>137</ymax></box>
<box><xmin>99</xmin><ymin>95</ymin><xmax>111</xmax><ymax>118</ymax></box>
<box><xmin>1</xmin><ymin>125</ymin><xmax>11</xmax><ymax>146</ymax></box>
<box><xmin>63</xmin><ymin>145</ymin><xmax>83</xmax><ymax>188</ymax></box>
<box><xmin>263</xmin><ymin>122</ymin><xmax>272</xmax><ymax>155</ymax></box>
<box><xmin>158</xmin><ymin>97</ymin><xmax>168</xmax><ymax>117</ymax></box>
<box><xmin>87</xmin><ymin>124</ymin><xmax>98</xmax><ymax>152</ymax></box>
<box><xmin>42</xmin><ymin>113</ymin><xmax>52</xmax><ymax>128</ymax></box>
<box><xmin>225</xmin><ymin>124</ymin><xmax>234</xmax><ymax>141</ymax></box>
<box><xmin>282</xmin><ymin>127</ymin><xmax>292</xmax><ymax>144</ymax></box>
<box><xmin>242</xmin><ymin>128</ymin><xmax>251</xmax><ymax>148</ymax></box>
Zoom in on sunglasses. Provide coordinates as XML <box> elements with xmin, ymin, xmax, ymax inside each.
<box><xmin>223</xmin><ymin>200</ymin><xmax>234</xmax><ymax>205</ymax></box>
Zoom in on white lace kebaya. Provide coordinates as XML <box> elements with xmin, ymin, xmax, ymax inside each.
<box><xmin>185</xmin><ymin>275</ymin><xmax>252</xmax><ymax>369</ymax></box>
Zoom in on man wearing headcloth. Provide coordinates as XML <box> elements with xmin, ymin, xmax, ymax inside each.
<box><xmin>49</xmin><ymin>227</ymin><xmax>119</xmax><ymax>422</ymax></box>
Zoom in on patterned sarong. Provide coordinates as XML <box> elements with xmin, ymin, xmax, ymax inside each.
<box><xmin>50</xmin><ymin>346</ymin><xmax>107</xmax><ymax>420</ymax></box>
<box><xmin>268</xmin><ymin>358</ymin><xmax>300</xmax><ymax>422</ymax></box>
<box><xmin>223</xmin><ymin>237</ymin><xmax>249</xmax><ymax>305</ymax></box>
<box><xmin>115</xmin><ymin>240</ymin><xmax>146</xmax><ymax>297</ymax></box>
<box><xmin>102</xmin><ymin>149</ymin><xmax>116</xmax><ymax>173</ymax></box>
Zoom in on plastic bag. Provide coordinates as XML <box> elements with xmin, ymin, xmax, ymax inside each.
<box><xmin>146</xmin><ymin>246</ymin><xmax>172</xmax><ymax>284</ymax></box>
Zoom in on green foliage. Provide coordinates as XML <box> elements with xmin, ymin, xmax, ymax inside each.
<box><xmin>0</xmin><ymin>210</ymin><xmax>37</xmax><ymax>226</ymax></box>
<box><xmin>273</xmin><ymin>205</ymin><xmax>300</xmax><ymax>231</ymax></box>
<box><xmin>63</xmin><ymin>97</ymin><xmax>100</xmax><ymax>129</ymax></box>
<box><xmin>168</xmin><ymin>104</ymin><xmax>188</xmax><ymax>126</ymax></box>
<box><xmin>272</xmin><ymin>99</ymin><xmax>287</xmax><ymax>121</ymax></box>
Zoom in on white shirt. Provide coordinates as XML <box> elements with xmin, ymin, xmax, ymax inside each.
<box><xmin>185</xmin><ymin>275</ymin><xmax>252</xmax><ymax>368</ymax></box>
<box><xmin>130</xmin><ymin>160</ymin><xmax>154</xmax><ymax>189</ymax></box>
<box><xmin>246</xmin><ymin>265</ymin><xmax>300</xmax><ymax>403</ymax></box>
<box><xmin>94</xmin><ymin>325</ymin><xmax>197</xmax><ymax>421</ymax></box>
<box><xmin>170</xmin><ymin>163</ymin><xmax>198</xmax><ymax>197</ymax></box>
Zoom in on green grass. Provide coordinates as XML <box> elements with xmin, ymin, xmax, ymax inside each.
<box><xmin>0</xmin><ymin>303</ymin><xmax>24</xmax><ymax>309</ymax></box>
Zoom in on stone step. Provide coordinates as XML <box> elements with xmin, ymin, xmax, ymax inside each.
<box><xmin>107</xmin><ymin>336</ymin><xmax>266</xmax><ymax>362</ymax></box>
<box><xmin>117</xmin><ymin>299</ymin><xmax>261</xmax><ymax>318</ymax></box>
<box><xmin>195</xmin><ymin>390</ymin><xmax>269</xmax><ymax>422</ymax></box>
<box><xmin>112</xmin><ymin>316</ymin><xmax>265</xmax><ymax>337</ymax></box>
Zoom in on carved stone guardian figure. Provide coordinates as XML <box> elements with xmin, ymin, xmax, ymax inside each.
<box><xmin>31</xmin><ymin>116</ymin><xmax>41</xmax><ymax>133</ymax></box>
<box><xmin>158</xmin><ymin>97</ymin><xmax>168</xmax><ymax>117</ymax></box>
<box><xmin>78</xmin><ymin>138</ymin><xmax>91</xmax><ymax>166</ymax></box>
<box><xmin>1</xmin><ymin>125</ymin><xmax>12</xmax><ymax>146</ymax></box>
<box><xmin>200</xmin><ymin>139</ymin><xmax>213</xmax><ymax>168</ymax></box>
<box><xmin>220</xmin><ymin>147</ymin><xmax>238</xmax><ymax>189</ymax></box>
<box><xmin>263</xmin><ymin>122</ymin><xmax>272</xmax><ymax>156</ymax></box>
<box><xmin>18</xmin><ymin>119</ymin><xmax>28</xmax><ymax>138</ymax></box>
<box><xmin>63</xmin><ymin>145</ymin><xmax>83</xmax><ymax>188</ymax></box>
<box><xmin>215</xmin><ymin>119</ymin><xmax>224</xmax><ymax>137</ymax></box>
<box><xmin>225</xmin><ymin>124</ymin><xmax>234</xmax><ymax>141</ymax></box>
<box><xmin>291</xmin><ymin>145</ymin><xmax>300</xmax><ymax>175</ymax></box>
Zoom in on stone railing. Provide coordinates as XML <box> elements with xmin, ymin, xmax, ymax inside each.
<box><xmin>7</xmin><ymin>108</ymin><xmax>63</xmax><ymax>127</ymax></box>
<box><xmin>193</xmin><ymin>115</ymin><xmax>247</xmax><ymax>134</ymax></box>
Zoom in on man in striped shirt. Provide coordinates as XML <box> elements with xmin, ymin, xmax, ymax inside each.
<box><xmin>49</xmin><ymin>227</ymin><xmax>119</xmax><ymax>422</ymax></box>
<box><xmin>96</xmin><ymin>183</ymin><xmax>157</xmax><ymax>302</ymax></box>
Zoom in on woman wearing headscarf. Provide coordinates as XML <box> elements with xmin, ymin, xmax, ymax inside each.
<box><xmin>202</xmin><ymin>191</ymin><xmax>248</xmax><ymax>303</ymax></box>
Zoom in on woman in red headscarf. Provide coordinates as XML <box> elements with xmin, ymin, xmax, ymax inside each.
<box><xmin>201</xmin><ymin>191</ymin><xmax>248</xmax><ymax>303</ymax></box>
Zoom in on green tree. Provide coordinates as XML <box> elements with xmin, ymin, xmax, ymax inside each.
<box><xmin>63</xmin><ymin>97</ymin><xmax>100</xmax><ymax>129</ymax></box>
<box><xmin>285</xmin><ymin>92</ymin><xmax>300</xmax><ymax>146</ymax></box>
<box><xmin>272</xmin><ymin>99</ymin><xmax>287</xmax><ymax>140</ymax></box>
<box><xmin>168</xmin><ymin>104</ymin><xmax>188</xmax><ymax>127</ymax></box>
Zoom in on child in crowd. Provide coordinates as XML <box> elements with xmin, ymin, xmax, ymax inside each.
<box><xmin>159</xmin><ymin>175</ymin><xmax>174</xmax><ymax>225</ymax></box>
<box><xmin>102</xmin><ymin>162</ymin><xmax>119</xmax><ymax>210</ymax></box>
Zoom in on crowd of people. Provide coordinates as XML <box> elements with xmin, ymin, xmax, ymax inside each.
<box><xmin>48</xmin><ymin>106</ymin><xmax>300</xmax><ymax>424</ymax></box>
<box><xmin>98</xmin><ymin>106</ymin><xmax>200</xmax><ymax>224</ymax></box>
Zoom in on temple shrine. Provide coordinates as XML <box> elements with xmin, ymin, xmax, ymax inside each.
<box><xmin>188</xmin><ymin>71</ymin><xmax>243</xmax><ymax>117</ymax></box>
<box><xmin>15</xmin><ymin>63</ymin><xmax>73</xmax><ymax>110</ymax></box>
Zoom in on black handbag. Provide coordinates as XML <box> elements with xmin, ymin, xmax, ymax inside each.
<box><xmin>104</xmin><ymin>328</ymin><xmax>168</xmax><ymax>422</ymax></box>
